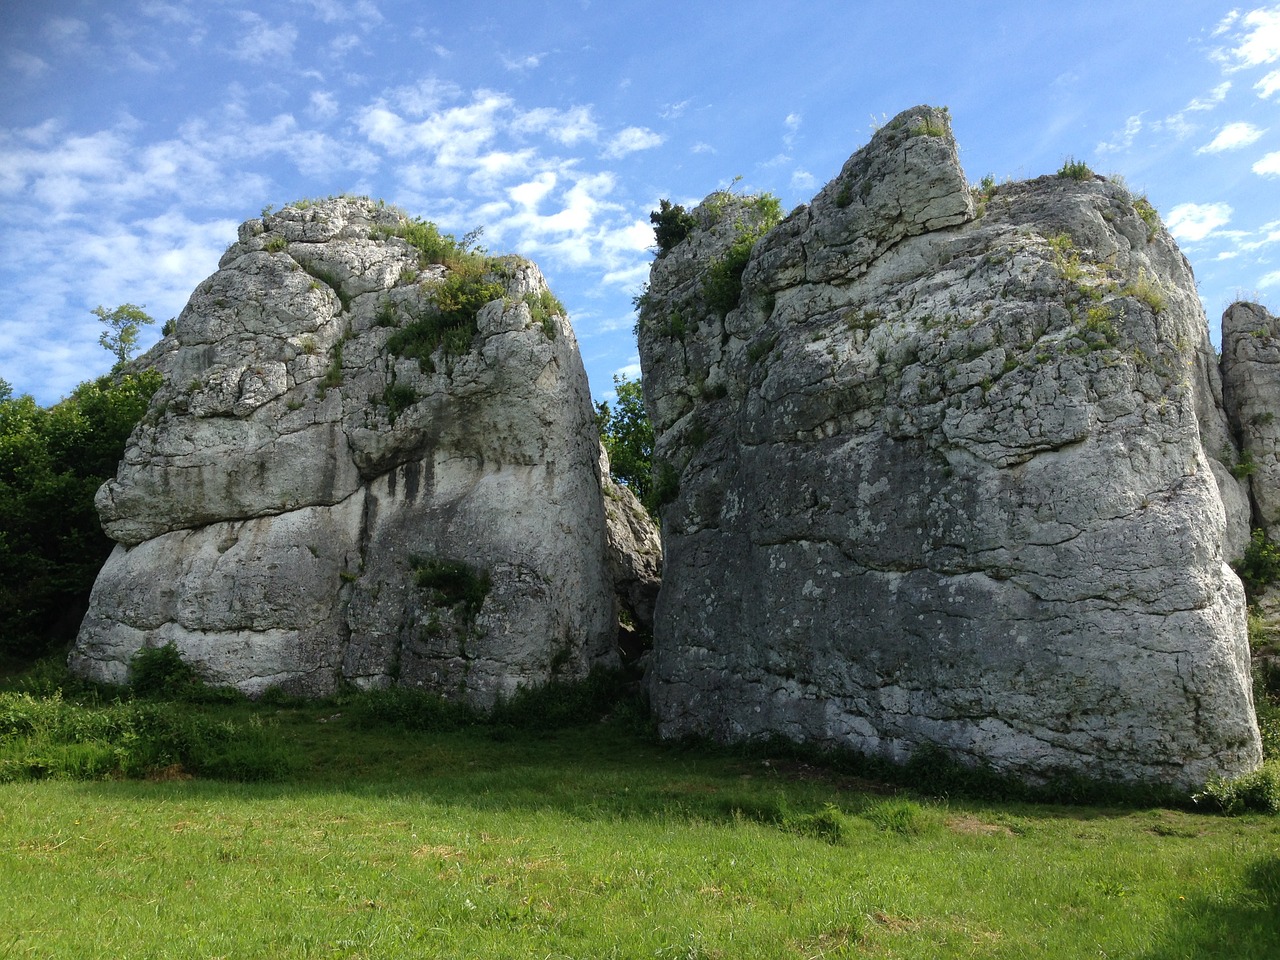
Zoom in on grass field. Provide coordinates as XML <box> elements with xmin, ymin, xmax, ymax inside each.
<box><xmin>1</xmin><ymin>672</ymin><xmax>1278</xmax><ymax>959</ymax></box>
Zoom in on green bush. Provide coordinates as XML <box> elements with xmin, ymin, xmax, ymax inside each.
<box><xmin>1235</xmin><ymin>529</ymin><xmax>1280</xmax><ymax>601</ymax></box>
<box><xmin>128</xmin><ymin>643</ymin><xmax>201</xmax><ymax>698</ymax></box>
<box><xmin>375</xmin><ymin>217</ymin><xmax>482</xmax><ymax>268</ymax></box>
<box><xmin>410</xmin><ymin>556</ymin><xmax>491</xmax><ymax>621</ymax></box>
<box><xmin>1058</xmin><ymin>157</ymin><xmax>1094</xmax><ymax>180</ymax></box>
<box><xmin>0</xmin><ymin>692</ymin><xmax>294</xmax><ymax>783</ymax></box>
<box><xmin>650</xmin><ymin>200</ymin><xmax>697</xmax><ymax>256</ymax></box>
<box><xmin>704</xmin><ymin>235</ymin><xmax>757</xmax><ymax>318</ymax></box>
<box><xmin>1194</xmin><ymin>761</ymin><xmax>1280</xmax><ymax>815</ymax></box>
<box><xmin>386</xmin><ymin>264</ymin><xmax>504</xmax><ymax>371</ymax></box>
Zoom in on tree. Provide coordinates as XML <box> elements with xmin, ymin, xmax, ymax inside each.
<box><xmin>596</xmin><ymin>375</ymin><xmax>654</xmax><ymax>512</ymax></box>
<box><xmin>649</xmin><ymin>200</ymin><xmax>696</xmax><ymax>257</ymax></box>
<box><xmin>0</xmin><ymin>369</ymin><xmax>162</xmax><ymax>661</ymax></box>
<box><xmin>93</xmin><ymin>303</ymin><xmax>154</xmax><ymax>366</ymax></box>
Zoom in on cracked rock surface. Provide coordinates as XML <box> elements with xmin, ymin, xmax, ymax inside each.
<box><xmin>71</xmin><ymin>197</ymin><xmax>626</xmax><ymax>704</ymax></box>
<box><xmin>638</xmin><ymin>105</ymin><xmax>1260</xmax><ymax>788</ymax></box>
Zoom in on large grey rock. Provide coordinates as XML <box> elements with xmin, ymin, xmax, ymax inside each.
<box><xmin>1221</xmin><ymin>302</ymin><xmax>1280</xmax><ymax>538</ymax></box>
<box><xmin>71</xmin><ymin>197</ymin><xmax>621</xmax><ymax>705</ymax></box>
<box><xmin>638</xmin><ymin>105</ymin><xmax>1261</xmax><ymax>788</ymax></box>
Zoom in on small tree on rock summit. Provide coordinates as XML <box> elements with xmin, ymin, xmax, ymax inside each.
<box><xmin>93</xmin><ymin>303</ymin><xmax>154</xmax><ymax>366</ymax></box>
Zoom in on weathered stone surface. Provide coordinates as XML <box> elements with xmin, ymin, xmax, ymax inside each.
<box><xmin>600</xmin><ymin>446</ymin><xmax>662</xmax><ymax>642</ymax></box>
<box><xmin>1221</xmin><ymin>302</ymin><xmax>1280</xmax><ymax>538</ymax></box>
<box><xmin>72</xmin><ymin>197</ymin><xmax>623</xmax><ymax>705</ymax></box>
<box><xmin>638</xmin><ymin>106</ymin><xmax>1261</xmax><ymax>788</ymax></box>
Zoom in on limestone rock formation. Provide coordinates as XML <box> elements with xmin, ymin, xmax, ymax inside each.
<box><xmin>600</xmin><ymin>446</ymin><xmax>663</xmax><ymax>657</ymax></box>
<box><xmin>638</xmin><ymin>105</ymin><xmax>1261</xmax><ymax>788</ymax></box>
<box><xmin>71</xmin><ymin>197</ymin><xmax>624</xmax><ymax>704</ymax></box>
<box><xmin>1222</xmin><ymin>302</ymin><xmax>1280</xmax><ymax>538</ymax></box>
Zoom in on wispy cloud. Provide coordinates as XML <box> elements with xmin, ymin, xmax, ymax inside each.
<box><xmin>1166</xmin><ymin>201</ymin><xmax>1234</xmax><ymax>241</ymax></box>
<box><xmin>349</xmin><ymin>81</ymin><xmax>658</xmax><ymax>299</ymax></box>
<box><xmin>501</xmin><ymin>52</ymin><xmax>543</xmax><ymax>72</ymax></box>
<box><xmin>1097</xmin><ymin>115</ymin><xmax>1143</xmax><ymax>153</ymax></box>
<box><xmin>1258</xmin><ymin>68</ymin><xmax>1280</xmax><ymax>96</ymax></box>
<box><xmin>1187</xmin><ymin>81</ymin><xmax>1233</xmax><ymax>110</ymax></box>
<box><xmin>791</xmin><ymin>169</ymin><xmax>817</xmax><ymax>192</ymax></box>
<box><xmin>308</xmin><ymin>91</ymin><xmax>339</xmax><ymax>121</ymax></box>
<box><xmin>511</xmin><ymin>105</ymin><xmax>599</xmax><ymax>145</ymax></box>
<box><xmin>231</xmin><ymin>13</ymin><xmax>297</xmax><ymax>63</ymax></box>
<box><xmin>43</xmin><ymin>17</ymin><xmax>90</xmax><ymax>50</ymax></box>
<box><xmin>1216</xmin><ymin>5</ymin><xmax>1280</xmax><ymax>70</ymax></box>
<box><xmin>602</xmin><ymin>126</ymin><xmax>663</xmax><ymax>158</ymax></box>
<box><xmin>7</xmin><ymin>51</ymin><xmax>48</xmax><ymax>77</ymax></box>
<box><xmin>784</xmin><ymin>112</ymin><xmax>802</xmax><ymax>148</ymax></box>
<box><xmin>1199</xmin><ymin>121</ymin><xmax>1267</xmax><ymax>152</ymax></box>
<box><xmin>302</xmin><ymin>0</ymin><xmax>383</xmax><ymax>24</ymax></box>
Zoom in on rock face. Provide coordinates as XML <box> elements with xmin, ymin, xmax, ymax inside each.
<box><xmin>1222</xmin><ymin>302</ymin><xmax>1280</xmax><ymax>538</ymax></box>
<box><xmin>71</xmin><ymin>198</ymin><xmax>624</xmax><ymax>704</ymax></box>
<box><xmin>638</xmin><ymin>106</ymin><xmax>1261</xmax><ymax>788</ymax></box>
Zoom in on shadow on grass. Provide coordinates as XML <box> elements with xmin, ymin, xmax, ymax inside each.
<box><xmin>1141</xmin><ymin>855</ymin><xmax>1280</xmax><ymax>959</ymax></box>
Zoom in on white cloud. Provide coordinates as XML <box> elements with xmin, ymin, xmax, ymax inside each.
<box><xmin>232</xmin><ymin>13</ymin><xmax>297</xmax><ymax>63</ymax></box>
<box><xmin>1223</xmin><ymin>6</ymin><xmax>1280</xmax><ymax>68</ymax></box>
<box><xmin>791</xmin><ymin>169</ymin><xmax>817</xmax><ymax>192</ymax></box>
<box><xmin>612</xmin><ymin>362</ymin><xmax>642</xmax><ymax>382</ymax></box>
<box><xmin>509</xmin><ymin>172</ymin><xmax>557</xmax><ymax>209</ymax></box>
<box><xmin>1165</xmin><ymin>202</ymin><xmax>1233</xmax><ymax>241</ymax></box>
<box><xmin>309</xmin><ymin>91</ymin><xmax>339</xmax><ymax>121</ymax></box>
<box><xmin>660</xmin><ymin>100</ymin><xmax>690</xmax><ymax>119</ymax></box>
<box><xmin>1260</xmin><ymin>269</ymin><xmax>1280</xmax><ymax>287</ymax></box>
<box><xmin>1187</xmin><ymin>81</ymin><xmax>1233</xmax><ymax>110</ymax></box>
<box><xmin>1097</xmin><ymin>114</ymin><xmax>1143</xmax><ymax>153</ymax></box>
<box><xmin>501</xmin><ymin>52</ymin><xmax>542</xmax><ymax>72</ymax></box>
<box><xmin>1198</xmin><ymin>121</ymin><xmax>1267</xmax><ymax>152</ymax></box>
<box><xmin>691</xmin><ymin>142</ymin><xmax>714</xmax><ymax>154</ymax></box>
<box><xmin>511</xmin><ymin>105</ymin><xmax>599</xmax><ymax>145</ymax></box>
<box><xmin>1259</xmin><ymin>68</ymin><xmax>1280</xmax><ymax>96</ymax></box>
<box><xmin>303</xmin><ymin>0</ymin><xmax>383</xmax><ymax>23</ymax></box>
<box><xmin>1254</xmin><ymin>150</ymin><xmax>1280</xmax><ymax>175</ymax></box>
<box><xmin>7</xmin><ymin>51</ymin><xmax>48</xmax><ymax>77</ymax></box>
<box><xmin>43</xmin><ymin>17</ymin><xmax>90</xmax><ymax>49</ymax></box>
<box><xmin>602</xmin><ymin>126</ymin><xmax>663</xmax><ymax>158</ymax></box>
<box><xmin>784</xmin><ymin>112</ymin><xmax>802</xmax><ymax>148</ymax></box>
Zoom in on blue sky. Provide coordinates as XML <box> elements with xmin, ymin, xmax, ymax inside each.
<box><xmin>1</xmin><ymin>0</ymin><xmax>1278</xmax><ymax>406</ymax></box>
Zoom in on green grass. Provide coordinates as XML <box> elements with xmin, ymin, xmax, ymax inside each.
<box><xmin>1</xmin><ymin>669</ymin><xmax>1278</xmax><ymax>958</ymax></box>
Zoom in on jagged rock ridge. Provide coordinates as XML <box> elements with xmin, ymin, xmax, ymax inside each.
<box><xmin>71</xmin><ymin>197</ymin><xmax>660</xmax><ymax>703</ymax></box>
<box><xmin>638</xmin><ymin>106</ymin><xmax>1261</xmax><ymax>788</ymax></box>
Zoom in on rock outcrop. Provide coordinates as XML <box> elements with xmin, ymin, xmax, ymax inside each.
<box><xmin>638</xmin><ymin>106</ymin><xmax>1261</xmax><ymax>788</ymax></box>
<box><xmin>71</xmin><ymin>197</ymin><xmax>630</xmax><ymax>704</ymax></box>
<box><xmin>1222</xmin><ymin>302</ymin><xmax>1280</xmax><ymax>538</ymax></box>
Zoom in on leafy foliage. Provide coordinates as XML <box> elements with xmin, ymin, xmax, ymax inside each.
<box><xmin>128</xmin><ymin>642</ymin><xmax>202</xmax><ymax>699</ymax></box>
<box><xmin>595</xmin><ymin>375</ymin><xmax>654</xmax><ymax>511</ymax></box>
<box><xmin>410</xmin><ymin>556</ymin><xmax>491</xmax><ymax>623</ymax></box>
<box><xmin>92</xmin><ymin>303</ymin><xmax>154</xmax><ymax>366</ymax></box>
<box><xmin>649</xmin><ymin>199</ymin><xmax>697</xmax><ymax>256</ymax></box>
<box><xmin>0</xmin><ymin>690</ymin><xmax>293</xmax><ymax>782</ymax></box>
<box><xmin>1057</xmin><ymin>157</ymin><xmax>1094</xmax><ymax>181</ymax></box>
<box><xmin>0</xmin><ymin>370</ymin><xmax>162</xmax><ymax>661</ymax></box>
<box><xmin>1234</xmin><ymin>529</ymin><xmax>1280</xmax><ymax>601</ymax></box>
<box><xmin>702</xmin><ymin>193</ymin><xmax>783</xmax><ymax>318</ymax></box>
<box><xmin>387</xmin><ymin>260</ymin><xmax>505</xmax><ymax>371</ymax></box>
<box><xmin>375</xmin><ymin>217</ymin><xmax>483</xmax><ymax>268</ymax></box>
